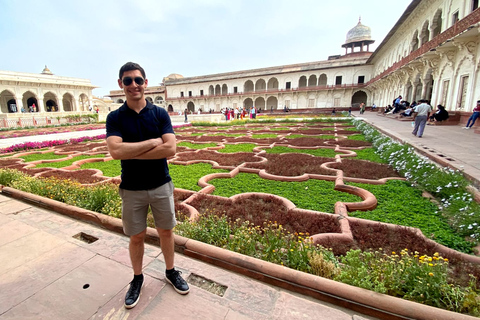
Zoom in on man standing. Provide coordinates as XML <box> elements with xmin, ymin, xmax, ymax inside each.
<box><xmin>106</xmin><ymin>62</ymin><xmax>189</xmax><ymax>310</ymax></box>
<box><xmin>412</xmin><ymin>99</ymin><xmax>433</xmax><ymax>138</ymax></box>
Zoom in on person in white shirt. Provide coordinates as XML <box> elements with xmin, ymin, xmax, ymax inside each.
<box><xmin>411</xmin><ymin>99</ymin><xmax>433</xmax><ymax>138</ymax></box>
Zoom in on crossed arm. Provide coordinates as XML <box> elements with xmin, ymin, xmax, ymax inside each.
<box><xmin>106</xmin><ymin>133</ymin><xmax>176</xmax><ymax>160</ymax></box>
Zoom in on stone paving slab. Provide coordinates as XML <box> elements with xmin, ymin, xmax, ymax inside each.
<box><xmin>0</xmin><ymin>243</ymin><xmax>95</xmax><ymax>315</ymax></box>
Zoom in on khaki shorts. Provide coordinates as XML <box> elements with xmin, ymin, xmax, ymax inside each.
<box><xmin>119</xmin><ymin>181</ymin><xmax>176</xmax><ymax>236</ymax></box>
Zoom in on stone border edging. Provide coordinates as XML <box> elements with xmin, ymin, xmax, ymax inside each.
<box><xmin>1</xmin><ymin>185</ymin><xmax>477</xmax><ymax>320</ymax></box>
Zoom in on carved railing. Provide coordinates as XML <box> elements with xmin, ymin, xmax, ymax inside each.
<box><xmin>368</xmin><ymin>7</ymin><xmax>480</xmax><ymax>84</ymax></box>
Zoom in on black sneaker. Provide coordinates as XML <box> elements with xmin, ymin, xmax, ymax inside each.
<box><xmin>166</xmin><ymin>270</ymin><xmax>190</xmax><ymax>294</ymax></box>
<box><xmin>124</xmin><ymin>277</ymin><xmax>143</xmax><ymax>309</ymax></box>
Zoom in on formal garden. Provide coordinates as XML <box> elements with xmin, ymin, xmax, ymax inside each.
<box><xmin>0</xmin><ymin>117</ymin><xmax>479</xmax><ymax>316</ymax></box>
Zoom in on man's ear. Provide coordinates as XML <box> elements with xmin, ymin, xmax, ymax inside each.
<box><xmin>118</xmin><ymin>79</ymin><xmax>123</xmax><ymax>89</ymax></box>
<box><xmin>144</xmin><ymin>79</ymin><xmax>148</xmax><ymax>88</ymax></box>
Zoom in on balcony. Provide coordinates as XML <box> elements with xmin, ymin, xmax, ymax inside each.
<box><xmin>166</xmin><ymin>83</ymin><xmax>368</xmax><ymax>101</ymax></box>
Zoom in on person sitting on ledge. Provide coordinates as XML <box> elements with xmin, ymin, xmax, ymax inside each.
<box><xmin>384</xmin><ymin>105</ymin><xmax>393</xmax><ymax>114</ymax></box>
<box><xmin>428</xmin><ymin>104</ymin><xmax>449</xmax><ymax>124</ymax></box>
<box><xmin>400</xmin><ymin>106</ymin><xmax>414</xmax><ymax>118</ymax></box>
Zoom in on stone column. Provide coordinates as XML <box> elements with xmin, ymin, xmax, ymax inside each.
<box><xmin>15</xmin><ymin>96</ymin><xmax>23</xmax><ymax>113</ymax></box>
<box><xmin>411</xmin><ymin>84</ymin><xmax>418</xmax><ymax>102</ymax></box>
<box><xmin>37</xmin><ymin>99</ymin><xmax>45</xmax><ymax>113</ymax></box>
<box><xmin>58</xmin><ymin>100</ymin><xmax>64</xmax><ymax>112</ymax></box>
<box><xmin>421</xmin><ymin>79</ymin><xmax>429</xmax><ymax>100</ymax></box>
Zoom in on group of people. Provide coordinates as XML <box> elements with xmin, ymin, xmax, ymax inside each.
<box><xmin>221</xmin><ymin>106</ymin><xmax>257</xmax><ymax>120</ymax></box>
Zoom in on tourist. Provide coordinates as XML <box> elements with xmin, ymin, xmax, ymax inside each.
<box><xmin>348</xmin><ymin>107</ymin><xmax>352</xmax><ymax>116</ymax></box>
<box><xmin>464</xmin><ymin>100</ymin><xmax>480</xmax><ymax>129</ymax></box>
<box><xmin>106</xmin><ymin>62</ymin><xmax>189</xmax><ymax>310</ymax></box>
<box><xmin>184</xmin><ymin>108</ymin><xmax>188</xmax><ymax>123</ymax></box>
<box><xmin>372</xmin><ymin>103</ymin><xmax>377</xmax><ymax>111</ymax></box>
<box><xmin>400</xmin><ymin>106</ymin><xmax>413</xmax><ymax>118</ymax></box>
<box><xmin>428</xmin><ymin>104</ymin><xmax>449</xmax><ymax>123</ymax></box>
<box><xmin>251</xmin><ymin>106</ymin><xmax>256</xmax><ymax>119</ymax></box>
<box><xmin>331</xmin><ymin>108</ymin><xmax>336</xmax><ymax>116</ymax></box>
<box><xmin>359</xmin><ymin>102</ymin><xmax>365</xmax><ymax>114</ymax></box>
<box><xmin>411</xmin><ymin>99</ymin><xmax>433</xmax><ymax>138</ymax></box>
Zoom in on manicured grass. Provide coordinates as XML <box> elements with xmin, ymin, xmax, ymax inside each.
<box><xmin>347</xmin><ymin>134</ymin><xmax>367</xmax><ymax>141</ymax></box>
<box><xmin>210</xmin><ymin>172</ymin><xmax>360</xmax><ymax>213</ymax></box>
<box><xmin>218</xmin><ymin>144</ymin><xmax>257</xmax><ymax>153</ymax></box>
<box><xmin>18</xmin><ymin>152</ymin><xmax>69</xmax><ymax>162</ymax></box>
<box><xmin>35</xmin><ymin>154</ymin><xmax>106</xmax><ymax>168</ymax></box>
<box><xmin>80</xmin><ymin>159</ymin><xmax>121</xmax><ymax>177</ymax></box>
<box><xmin>269</xmin><ymin>127</ymin><xmax>291</xmax><ymax>131</ymax></box>
<box><xmin>352</xmin><ymin>148</ymin><xmax>386</xmax><ymax>163</ymax></box>
<box><xmin>177</xmin><ymin>142</ymin><xmax>218</xmax><ymax>149</ymax></box>
<box><xmin>251</xmin><ymin>134</ymin><xmax>278</xmax><ymax>139</ymax></box>
<box><xmin>170</xmin><ymin>163</ymin><xmax>230</xmax><ymax>191</ymax></box>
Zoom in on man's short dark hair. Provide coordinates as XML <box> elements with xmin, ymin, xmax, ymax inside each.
<box><xmin>119</xmin><ymin>62</ymin><xmax>146</xmax><ymax>80</ymax></box>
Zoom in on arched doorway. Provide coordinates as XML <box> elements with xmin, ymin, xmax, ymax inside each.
<box><xmin>46</xmin><ymin>100</ymin><xmax>57</xmax><ymax>112</ymax></box>
<box><xmin>79</xmin><ymin>94</ymin><xmax>89</xmax><ymax>111</ymax></box>
<box><xmin>155</xmin><ymin>96</ymin><xmax>163</xmax><ymax>104</ymax></box>
<box><xmin>117</xmin><ymin>99</ymin><xmax>124</xmax><ymax>103</ymax></box>
<box><xmin>255</xmin><ymin>79</ymin><xmax>266</xmax><ymax>92</ymax></box>
<box><xmin>267</xmin><ymin>77</ymin><xmax>279</xmax><ymax>90</ymax></box>
<box><xmin>244</xmin><ymin>81</ymin><xmax>254</xmax><ymax>93</ymax></box>
<box><xmin>0</xmin><ymin>90</ymin><xmax>16</xmax><ymax>113</ymax></box>
<box><xmin>254</xmin><ymin>97</ymin><xmax>265</xmax><ymax>111</ymax></box>
<box><xmin>62</xmin><ymin>93</ymin><xmax>74</xmax><ymax>112</ymax></box>
<box><xmin>187</xmin><ymin>101</ymin><xmax>195</xmax><ymax>112</ymax></box>
<box><xmin>319</xmin><ymin>74</ymin><xmax>327</xmax><ymax>86</ymax></box>
<box><xmin>243</xmin><ymin>98</ymin><xmax>253</xmax><ymax>109</ymax></box>
<box><xmin>43</xmin><ymin>92</ymin><xmax>58</xmax><ymax>113</ymax></box>
<box><xmin>266</xmin><ymin>96</ymin><xmax>278</xmax><ymax>110</ymax></box>
<box><xmin>299</xmin><ymin>76</ymin><xmax>307</xmax><ymax>88</ymax></box>
<box><xmin>146</xmin><ymin>97</ymin><xmax>153</xmax><ymax>103</ymax></box>
<box><xmin>7</xmin><ymin>99</ymin><xmax>17</xmax><ymax>113</ymax></box>
<box><xmin>351</xmin><ymin>90</ymin><xmax>368</xmax><ymax>107</ymax></box>
<box><xmin>168</xmin><ymin>104</ymin><xmax>174</xmax><ymax>112</ymax></box>
<box><xmin>26</xmin><ymin>97</ymin><xmax>38</xmax><ymax>112</ymax></box>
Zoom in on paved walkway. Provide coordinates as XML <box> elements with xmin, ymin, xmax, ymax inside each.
<box><xmin>354</xmin><ymin>112</ymin><xmax>480</xmax><ymax>187</ymax></box>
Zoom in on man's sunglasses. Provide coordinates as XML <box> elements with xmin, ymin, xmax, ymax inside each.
<box><xmin>122</xmin><ymin>77</ymin><xmax>145</xmax><ymax>86</ymax></box>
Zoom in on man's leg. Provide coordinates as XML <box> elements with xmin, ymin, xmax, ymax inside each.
<box><xmin>157</xmin><ymin>227</ymin><xmax>190</xmax><ymax>294</ymax></box>
<box><xmin>157</xmin><ymin>228</ymin><xmax>175</xmax><ymax>270</ymax></box>
<box><xmin>124</xmin><ymin>229</ymin><xmax>147</xmax><ymax>309</ymax></box>
<box><xmin>412</xmin><ymin>117</ymin><xmax>420</xmax><ymax>135</ymax></box>
<box><xmin>130</xmin><ymin>229</ymin><xmax>147</xmax><ymax>275</ymax></box>
<box><xmin>417</xmin><ymin>116</ymin><xmax>427</xmax><ymax>137</ymax></box>
<box><xmin>150</xmin><ymin>182</ymin><xmax>190</xmax><ymax>295</ymax></box>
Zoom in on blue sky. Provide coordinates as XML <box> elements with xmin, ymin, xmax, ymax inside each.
<box><xmin>0</xmin><ymin>0</ymin><xmax>412</xmax><ymax>97</ymax></box>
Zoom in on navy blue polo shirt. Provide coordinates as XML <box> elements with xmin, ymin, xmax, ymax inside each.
<box><xmin>106</xmin><ymin>100</ymin><xmax>175</xmax><ymax>190</ymax></box>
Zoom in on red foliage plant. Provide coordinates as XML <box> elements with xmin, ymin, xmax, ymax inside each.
<box><xmin>174</xmin><ymin>150</ymin><xmax>261</xmax><ymax>166</ymax></box>
<box><xmin>187</xmin><ymin>193</ymin><xmax>341</xmax><ymax>235</ymax></box>
<box><xmin>328</xmin><ymin>158</ymin><xmax>400</xmax><ymax>179</ymax></box>
<box><xmin>245</xmin><ymin>153</ymin><xmax>334</xmax><ymax>176</ymax></box>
